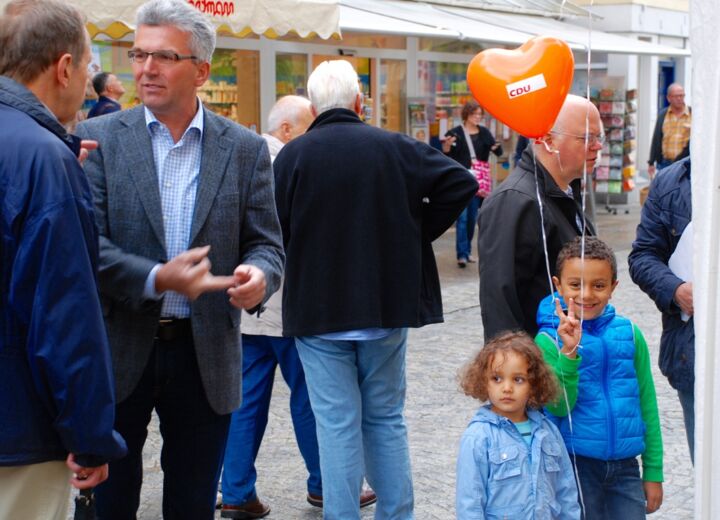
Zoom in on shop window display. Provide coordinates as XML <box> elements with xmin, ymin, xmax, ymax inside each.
<box><xmin>419</xmin><ymin>38</ymin><xmax>484</xmax><ymax>54</ymax></box>
<box><xmin>418</xmin><ymin>60</ymin><xmax>513</xmax><ymax>182</ymax></box>
<box><xmin>418</xmin><ymin>61</ymin><xmax>472</xmax><ymax>129</ymax></box>
<box><xmin>312</xmin><ymin>55</ymin><xmax>374</xmax><ymax>124</ymax></box>
<box><xmin>198</xmin><ymin>49</ymin><xmax>260</xmax><ymax>130</ymax></box>
<box><xmin>380</xmin><ymin>59</ymin><xmax>406</xmax><ymax>133</ymax></box>
<box><xmin>86</xmin><ymin>41</ymin><xmax>135</xmax><ymax>112</ymax></box>
<box><xmin>277</xmin><ymin>53</ymin><xmax>308</xmax><ymax>99</ymax></box>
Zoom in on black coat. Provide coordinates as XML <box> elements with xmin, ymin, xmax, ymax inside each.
<box><xmin>478</xmin><ymin>148</ymin><xmax>595</xmax><ymax>341</ymax></box>
<box><xmin>274</xmin><ymin>108</ymin><xmax>477</xmax><ymax>337</ymax></box>
<box><xmin>444</xmin><ymin>124</ymin><xmax>503</xmax><ymax>168</ymax></box>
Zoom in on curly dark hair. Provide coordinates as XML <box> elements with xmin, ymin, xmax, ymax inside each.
<box><xmin>461</xmin><ymin>100</ymin><xmax>482</xmax><ymax>122</ymax></box>
<box><xmin>556</xmin><ymin>236</ymin><xmax>617</xmax><ymax>282</ymax></box>
<box><xmin>460</xmin><ymin>331</ymin><xmax>558</xmax><ymax>409</ymax></box>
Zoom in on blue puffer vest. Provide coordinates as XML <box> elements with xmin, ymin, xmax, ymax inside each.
<box><xmin>536</xmin><ymin>293</ymin><xmax>645</xmax><ymax>460</ymax></box>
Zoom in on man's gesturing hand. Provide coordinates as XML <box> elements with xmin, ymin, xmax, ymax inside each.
<box><xmin>155</xmin><ymin>246</ymin><xmax>235</xmax><ymax>300</ymax></box>
<box><xmin>77</xmin><ymin>139</ymin><xmax>99</xmax><ymax>165</ymax></box>
<box><xmin>227</xmin><ymin>265</ymin><xmax>267</xmax><ymax>310</ymax></box>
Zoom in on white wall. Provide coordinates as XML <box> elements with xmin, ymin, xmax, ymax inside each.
<box><xmin>691</xmin><ymin>0</ymin><xmax>720</xmax><ymax>517</ymax></box>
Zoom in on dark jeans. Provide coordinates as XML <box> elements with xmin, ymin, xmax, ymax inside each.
<box><xmin>573</xmin><ymin>454</ymin><xmax>646</xmax><ymax>520</ymax></box>
<box><xmin>95</xmin><ymin>332</ymin><xmax>231</xmax><ymax>520</ymax></box>
<box><xmin>455</xmin><ymin>196</ymin><xmax>482</xmax><ymax>261</ymax></box>
<box><xmin>221</xmin><ymin>334</ymin><xmax>321</xmax><ymax>505</ymax></box>
<box><xmin>677</xmin><ymin>387</ymin><xmax>695</xmax><ymax>463</ymax></box>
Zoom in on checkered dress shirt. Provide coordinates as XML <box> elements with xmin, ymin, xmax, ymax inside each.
<box><xmin>145</xmin><ymin>104</ymin><xmax>204</xmax><ymax>318</ymax></box>
<box><xmin>661</xmin><ymin>107</ymin><xmax>691</xmax><ymax>161</ymax></box>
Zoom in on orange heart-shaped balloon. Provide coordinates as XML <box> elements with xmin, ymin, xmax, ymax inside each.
<box><xmin>467</xmin><ymin>36</ymin><xmax>574</xmax><ymax>138</ymax></box>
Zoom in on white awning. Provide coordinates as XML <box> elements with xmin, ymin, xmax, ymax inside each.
<box><xmin>0</xmin><ymin>0</ymin><xmax>342</xmax><ymax>40</ymax></box>
<box><xmin>340</xmin><ymin>2</ymin><xmax>458</xmax><ymax>38</ymax></box>
<box><xmin>340</xmin><ymin>0</ymin><xmax>532</xmax><ymax>46</ymax></box>
<box><xmin>339</xmin><ymin>0</ymin><xmax>690</xmax><ymax>57</ymax></box>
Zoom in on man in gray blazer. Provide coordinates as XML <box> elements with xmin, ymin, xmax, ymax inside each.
<box><xmin>76</xmin><ymin>1</ymin><xmax>283</xmax><ymax>518</ymax></box>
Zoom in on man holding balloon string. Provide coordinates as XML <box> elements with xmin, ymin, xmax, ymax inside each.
<box><xmin>478</xmin><ymin>94</ymin><xmax>601</xmax><ymax>340</ymax></box>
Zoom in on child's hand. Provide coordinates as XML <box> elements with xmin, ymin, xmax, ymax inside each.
<box><xmin>644</xmin><ymin>481</ymin><xmax>663</xmax><ymax>513</ymax></box>
<box><xmin>555</xmin><ymin>297</ymin><xmax>581</xmax><ymax>358</ymax></box>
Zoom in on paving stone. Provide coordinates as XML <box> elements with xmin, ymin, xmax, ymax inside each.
<box><xmin>67</xmin><ymin>202</ymin><xmax>693</xmax><ymax>519</ymax></box>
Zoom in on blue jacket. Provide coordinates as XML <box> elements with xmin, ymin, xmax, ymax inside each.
<box><xmin>87</xmin><ymin>95</ymin><xmax>121</xmax><ymax>118</ymax></box>
<box><xmin>456</xmin><ymin>405</ymin><xmax>580</xmax><ymax>519</ymax></box>
<box><xmin>537</xmin><ymin>295</ymin><xmax>645</xmax><ymax>461</ymax></box>
<box><xmin>628</xmin><ymin>157</ymin><xmax>693</xmax><ymax>392</ymax></box>
<box><xmin>0</xmin><ymin>76</ymin><xmax>127</xmax><ymax>467</ymax></box>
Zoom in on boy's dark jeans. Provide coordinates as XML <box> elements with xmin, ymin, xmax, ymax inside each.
<box><xmin>572</xmin><ymin>454</ymin><xmax>646</xmax><ymax>520</ymax></box>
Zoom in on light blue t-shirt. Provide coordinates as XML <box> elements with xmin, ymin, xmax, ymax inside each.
<box><xmin>515</xmin><ymin>420</ymin><xmax>533</xmax><ymax>446</ymax></box>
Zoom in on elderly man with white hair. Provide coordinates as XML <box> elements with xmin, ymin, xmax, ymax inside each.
<box><xmin>220</xmin><ymin>95</ymin><xmax>376</xmax><ymax>519</ymax></box>
<box><xmin>273</xmin><ymin>60</ymin><xmax>477</xmax><ymax>519</ymax></box>
<box><xmin>261</xmin><ymin>95</ymin><xmax>314</xmax><ymax>160</ymax></box>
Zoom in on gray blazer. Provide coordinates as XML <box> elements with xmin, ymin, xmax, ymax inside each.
<box><xmin>77</xmin><ymin>106</ymin><xmax>284</xmax><ymax>415</ymax></box>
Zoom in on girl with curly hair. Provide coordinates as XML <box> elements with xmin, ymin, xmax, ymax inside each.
<box><xmin>456</xmin><ymin>331</ymin><xmax>580</xmax><ymax>519</ymax></box>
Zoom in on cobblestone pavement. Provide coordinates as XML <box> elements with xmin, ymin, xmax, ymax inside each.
<box><xmin>68</xmin><ymin>202</ymin><xmax>694</xmax><ymax>519</ymax></box>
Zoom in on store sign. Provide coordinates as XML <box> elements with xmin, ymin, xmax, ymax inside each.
<box><xmin>506</xmin><ymin>74</ymin><xmax>547</xmax><ymax>99</ymax></box>
<box><xmin>188</xmin><ymin>0</ymin><xmax>235</xmax><ymax>17</ymax></box>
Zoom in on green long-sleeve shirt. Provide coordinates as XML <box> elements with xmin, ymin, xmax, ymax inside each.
<box><xmin>535</xmin><ymin>325</ymin><xmax>664</xmax><ymax>482</ymax></box>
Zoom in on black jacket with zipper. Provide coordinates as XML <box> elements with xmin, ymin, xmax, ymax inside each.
<box><xmin>478</xmin><ymin>147</ymin><xmax>595</xmax><ymax>341</ymax></box>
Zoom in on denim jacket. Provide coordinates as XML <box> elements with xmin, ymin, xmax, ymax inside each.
<box><xmin>456</xmin><ymin>406</ymin><xmax>580</xmax><ymax>519</ymax></box>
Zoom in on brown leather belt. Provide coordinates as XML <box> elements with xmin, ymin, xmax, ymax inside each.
<box><xmin>155</xmin><ymin>318</ymin><xmax>191</xmax><ymax>342</ymax></box>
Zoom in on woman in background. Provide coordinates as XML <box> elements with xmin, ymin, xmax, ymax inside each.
<box><xmin>442</xmin><ymin>100</ymin><xmax>503</xmax><ymax>267</ymax></box>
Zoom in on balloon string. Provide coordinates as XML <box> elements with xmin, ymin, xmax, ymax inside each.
<box><xmin>530</xmin><ymin>142</ymin><xmax>555</xmax><ymax>312</ymax></box>
<box><xmin>530</xmin><ymin>143</ymin><xmax>583</xmax><ymax>502</ymax></box>
<box><xmin>566</xmin><ymin>2</ymin><xmax>594</xmax><ymax>516</ymax></box>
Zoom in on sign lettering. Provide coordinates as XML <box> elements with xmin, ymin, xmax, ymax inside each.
<box><xmin>506</xmin><ymin>74</ymin><xmax>547</xmax><ymax>99</ymax></box>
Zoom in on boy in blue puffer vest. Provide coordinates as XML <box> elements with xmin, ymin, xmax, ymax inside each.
<box><xmin>535</xmin><ymin>237</ymin><xmax>663</xmax><ymax>519</ymax></box>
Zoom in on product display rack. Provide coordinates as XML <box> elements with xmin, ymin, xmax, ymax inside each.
<box><xmin>593</xmin><ymin>87</ymin><xmax>637</xmax><ymax>210</ymax></box>
<box><xmin>198</xmin><ymin>81</ymin><xmax>239</xmax><ymax>121</ymax></box>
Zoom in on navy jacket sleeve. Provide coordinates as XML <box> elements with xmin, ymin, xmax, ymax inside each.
<box><xmin>12</xmin><ymin>146</ymin><xmax>127</xmax><ymax>467</ymax></box>
<box><xmin>628</xmin><ymin>169</ymin><xmax>687</xmax><ymax>314</ymax></box>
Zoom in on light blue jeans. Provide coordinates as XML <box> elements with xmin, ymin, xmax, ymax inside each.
<box><xmin>295</xmin><ymin>329</ymin><xmax>414</xmax><ymax>520</ymax></box>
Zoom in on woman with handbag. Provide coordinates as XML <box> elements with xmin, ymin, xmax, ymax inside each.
<box><xmin>442</xmin><ymin>101</ymin><xmax>503</xmax><ymax>267</ymax></box>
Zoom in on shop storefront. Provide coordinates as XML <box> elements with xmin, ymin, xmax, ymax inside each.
<box><xmin>51</xmin><ymin>0</ymin><xmax>691</xmax><ymax>193</ymax></box>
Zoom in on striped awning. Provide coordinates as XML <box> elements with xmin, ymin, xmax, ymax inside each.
<box><xmin>0</xmin><ymin>0</ymin><xmax>341</xmax><ymax>40</ymax></box>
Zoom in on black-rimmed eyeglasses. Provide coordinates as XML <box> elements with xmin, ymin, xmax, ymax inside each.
<box><xmin>127</xmin><ymin>49</ymin><xmax>198</xmax><ymax>65</ymax></box>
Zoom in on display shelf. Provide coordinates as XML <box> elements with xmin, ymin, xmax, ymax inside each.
<box><xmin>593</xmin><ymin>87</ymin><xmax>636</xmax><ymax>209</ymax></box>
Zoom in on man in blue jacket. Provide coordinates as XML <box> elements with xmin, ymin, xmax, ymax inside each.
<box><xmin>0</xmin><ymin>1</ymin><xmax>127</xmax><ymax>518</ymax></box>
<box><xmin>629</xmin><ymin>157</ymin><xmax>694</xmax><ymax>461</ymax></box>
<box><xmin>88</xmin><ymin>71</ymin><xmax>125</xmax><ymax>118</ymax></box>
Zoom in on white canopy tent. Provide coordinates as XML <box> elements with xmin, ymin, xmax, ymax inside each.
<box><xmin>691</xmin><ymin>0</ymin><xmax>720</xmax><ymax>517</ymax></box>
